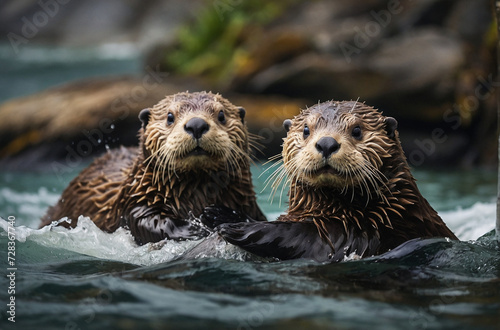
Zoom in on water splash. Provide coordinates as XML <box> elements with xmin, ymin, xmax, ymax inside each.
<box><xmin>0</xmin><ymin>201</ymin><xmax>496</xmax><ymax>268</ymax></box>
<box><xmin>440</xmin><ymin>202</ymin><xmax>496</xmax><ymax>241</ymax></box>
<box><xmin>0</xmin><ymin>216</ymin><xmax>203</xmax><ymax>266</ymax></box>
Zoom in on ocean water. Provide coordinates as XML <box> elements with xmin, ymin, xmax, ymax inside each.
<box><xmin>0</xmin><ymin>165</ymin><xmax>499</xmax><ymax>329</ymax></box>
<box><xmin>0</xmin><ymin>42</ymin><xmax>141</xmax><ymax>103</ymax></box>
<box><xmin>0</xmin><ymin>43</ymin><xmax>499</xmax><ymax>329</ymax></box>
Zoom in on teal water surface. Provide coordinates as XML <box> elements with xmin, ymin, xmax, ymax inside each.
<box><xmin>0</xmin><ymin>44</ymin><xmax>499</xmax><ymax>329</ymax></box>
<box><xmin>0</xmin><ymin>166</ymin><xmax>499</xmax><ymax>329</ymax></box>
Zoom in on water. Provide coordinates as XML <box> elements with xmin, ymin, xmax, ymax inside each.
<box><xmin>0</xmin><ymin>45</ymin><xmax>499</xmax><ymax>329</ymax></box>
<box><xmin>0</xmin><ymin>43</ymin><xmax>141</xmax><ymax>103</ymax></box>
<box><xmin>0</xmin><ymin>165</ymin><xmax>499</xmax><ymax>329</ymax></box>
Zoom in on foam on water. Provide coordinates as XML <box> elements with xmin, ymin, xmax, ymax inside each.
<box><xmin>0</xmin><ymin>187</ymin><xmax>59</xmax><ymax>225</ymax></box>
<box><xmin>0</xmin><ymin>187</ymin><xmax>60</xmax><ymax>228</ymax></box>
<box><xmin>244</xmin><ymin>203</ymin><xmax>497</xmax><ymax>242</ymax></box>
<box><xmin>0</xmin><ymin>201</ymin><xmax>495</xmax><ymax>267</ymax></box>
<box><xmin>0</xmin><ymin>216</ymin><xmax>195</xmax><ymax>266</ymax></box>
<box><xmin>440</xmin><ymin>202</ymin><xmax>496</xmax><ymax>241</ymax></box>
<box><xmin>0</xmin><ymin>215</ymin><xmax>252</xmax><ymax>266</ymax></box>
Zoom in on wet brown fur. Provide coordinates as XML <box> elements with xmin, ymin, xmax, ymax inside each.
<box><xmin>274</xmin><ymin>100</ymin><xmax>457</xmax><ymax>255</ymax></box>
<box><xmin>40</xmin><ymin>92</ymin><xmax>265</xmax><ymax>244</ymax></box>
<box><xmin>218</xmin><ymin>101</ymin><xmax>457</xmax><ymax>262</ymax></box>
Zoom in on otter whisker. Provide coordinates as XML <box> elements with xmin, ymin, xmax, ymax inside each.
<box><xmin>248</xmin><ymin>132</ymin><xmax>265</xmax><ymax>160</ymax></box>
<box><xmin>369</xmin><ymin>165</ymin><xmax>391</xmax><ymax>199</ymax></box>
<box><xmin>270</xmin><ymin>169</ymin><xmax>289</xmax><ymax>206</ymax></box>
<box><xmin>260</xmin><ymin>155</ymin><xmax>284</xmax><ymax>180</ymax></box>
<box><xmin>222</xmin><ymin>98</ymin><xmax>459</xmax><ymax>263</ymax></box>
<box><xmin>144</xmin><ymin>141</ymin><xmax>167</xmax><ymax>181</ymax></box>
<box><xmin>41</xmin><ymin>91</ymin><xmax>266</xmax><ymax>245</ymax></box>
<box><xmin>267</xmin><ymin>159</ymin><xmax>287</xmax><ymax>183</ymax></box>
<box><xmin>352</xmin><ymin>165</ymin><xmax>370</xmax><ymax>205</ymax></box>
<box><xmin>344</xmin><ymin>163</ymin><xmax>357</xmax><ymax>202</ymax></box>
<box><xmin>159</xmin><ymin>147</ymin><xmax>169</xmax><ymax>184</ymax></box>
<box><xmin>166</xmin><ymin>150</ymin><xmax>177</xmax><ymax>181</ymax></box>
<box><xmin>226</xmin><ymin>151</ymin><xmax>243</xmax><ymax>179</ymax></box>
<box><xmin>361</xmin><ymin>164</ymin><xmax>378</xmax><ymax>203</ymax></box>
<box><xmin>230</xmin><ymin>147</ymin><xmax>248</xmax><ymax>177</ymax></box>
<box><xmin>272</xmin><ymin>158</ymin><xmax>302</xmax><ymax>205</ymax></box>
<box><xmin>263</xmin><ymin>161</ymin><xmax>285</xmax><ymax>195</ymax></box>
<box><xmin>267</xmin><ymin>153</ymin><xmax>283</xmax><ymax>162</ymax></box>
<box><xmin>359</xmin><ymin>158</ymin><xmax>390</xmax><ymax>202</ymax></box>
<box><xmin>354</xmin><ymin>162</ymin><xmax>374</xmax><ymax>206</ymax></box>
<box><xmin>286</xmin><ymin>162</ymin><xmax>303</xmax><ymax>205</ymax></box>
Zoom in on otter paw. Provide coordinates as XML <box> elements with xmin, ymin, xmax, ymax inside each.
<box><xmin>199</xmin><ymin>205</ymin><xmax>255</xmax><ymax>229</ymax></box>
<box><xmin>217</xmin><ymin>221</ymin><xmax>335</xmax><ymax>262</ymax></box>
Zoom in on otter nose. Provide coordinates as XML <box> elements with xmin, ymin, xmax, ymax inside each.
<box><xmin>315</xmin><ymin>137</ymin><xmax>340</xmax><ymax>158</ymax></box>
<box><xmin>184</xmin><ymin>117</ymin><xmax>209</xmax><ymax>139</ymax></box>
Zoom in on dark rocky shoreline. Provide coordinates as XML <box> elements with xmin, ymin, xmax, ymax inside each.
<box><xmin>0</xmin><ymin>0</ymin><xmax>496</xmax><ymax>170</ymax></box>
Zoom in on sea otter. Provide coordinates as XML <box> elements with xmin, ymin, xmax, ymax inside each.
<box><xmin>40</xmin><ymin>92</ymin><xmax>266</xmax><ymax>244</ymax></box>
<box><xmin>214</xmin><ymin>100</ymin><xmax>457</xmax><ymax>262</ymax></box>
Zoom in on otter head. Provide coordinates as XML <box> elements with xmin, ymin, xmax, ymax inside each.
<box><xmin>139</xmin><ymin>92</ymin><xmax>250</xmax><ymax>182</ymax></box>
<box><xmin>282</xmin><ymin>100</ymin><xmax>399</xmax><ymax>194</ymax></box>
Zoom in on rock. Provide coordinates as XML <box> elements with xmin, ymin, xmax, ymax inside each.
<box><xmin>0</xmin><ymin>75</ymin><xmax>305</xmax><ymax>170</ymax></box>
<box><xmin>0</xmin><ymin>0</ymin><xmax>496</xmax><ymax>168</ymax></box>
<box><xmin>215</xmin><ymin>0</ymin><xmax>495</xmax><ymax>168</ymax></box>
<box><xmin>0</xmin><ymin>0</ymin><xmax>205</xmax><ymax>50</ymax></box>
<box><xmin>241</xmin><ymin>28</ymin><xmax>463</xmax><ymax>106</ymax></box>
<box><xmin>0</xmin><ymin>75</ymin><xmax>178</xmax><ymax>170</ymax></box>
<box><xmin>230</xmin><ymin>30</ymin><xmax>312</xmax><ymax>91</ymax></box>
<box><xmin>368</xmin><ymin>29</ymin><xmax>463</xmax><ymax>96</ymax></box>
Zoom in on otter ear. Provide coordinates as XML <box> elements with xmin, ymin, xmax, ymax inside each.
<box><xmin>385</xmin><ymin>117</ymin><xmax>398</xmax><ymax>138</ymax></box>
<box><xmin>238</xmin><ymin>107</ymin><xmax>246</xmax><ymax>123</ymax></box>
<box><xmin>283</xmin><ymin>119</ymin><xmax>292</xmax><ymax>132</ymax></box>
<box><xmin>139</xmin><ymin>108</ymin><xmax>151</xmax><ymax>127</ymax></box>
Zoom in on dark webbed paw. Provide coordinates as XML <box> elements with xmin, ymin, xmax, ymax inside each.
<box><xmin>200</xmin><ymin>205</ymin><xmax>256</xmax><ymax>229</ymax></box>
<box><xmin>130</xmin><ymin>207</ymin><xmax>211</xmax><ymax>245</ymax></box>
<box><xmin>217</xmin><ymin>221</ymin><xmax>336</xmax><ymax>262</ymax></box>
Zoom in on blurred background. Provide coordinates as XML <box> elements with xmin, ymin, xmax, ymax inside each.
<box><xmin>0</xmin><ymin>0</ymin><xmax>496</xmax><ymax>171</ymax></box>
<box><xmin>1</xmin><ymin>4</ymin><xmax>498</xmax><ymax>329</ymax></box>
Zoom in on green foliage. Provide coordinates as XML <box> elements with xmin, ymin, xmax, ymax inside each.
<box><xmin>165</xmin><ymin>0</ymin><xmax>296</xmax><ymax>81</ymax></box>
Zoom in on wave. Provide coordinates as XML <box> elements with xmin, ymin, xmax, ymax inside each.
<box><xmin>0</xmin><ymin>216</ymin><xmax>195</xmax><ymax>266</ymax></box>
<box><xmin>0</xmin><ymin>201</ymin><xmax>496</xmax><ymax>266</ymax></box>
<box><xmin>262</xmin><ymin>202</ymin><xmax>497</xmax><ymax>242</ymax></box>
<box><xmin>0</xmin><ymin>187</ymin><xmax>59</xmax><ymax>227</ymax></box>
<box><xmin>440</xmin><ymin>202</ymin><xmax>496</xmax><ymax>241</ymax></box>
<box><xmin>0</xmin><ymin>216</ymin><xmax>248</xmax><ymax>266</ymax></box>
<box><xmin>0</xmin><ymin>186</ymin><xmax>58</xmax><ymax>205</ymax></box>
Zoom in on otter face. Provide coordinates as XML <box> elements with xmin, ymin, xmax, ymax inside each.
<box><xmin>282</xmin><ymin>101</ymin><xmax>397</xmax><ymax>193</ymax></box>
<box><xmin>141</xmin><ymin>92</ymin><xmax>249</xmax><ymax>179</ymax></box>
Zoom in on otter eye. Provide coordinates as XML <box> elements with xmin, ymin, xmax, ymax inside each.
<box><xmin>167</xmin><ymin>112</ymin><xmax>175</xmax><ymax>125</ymax></box>
<box><xmin>352</xmin><ymin>126</ymin><xmax>362</xmax><ymax>139</ymax></box>
<box><xmin>303</xmin><ymin>124</ymin><xmax>310</xmax><ymax>139</ymax></box>
<box><xmin>218</xmin><ymin>110</ymin><xmax>226</xmax><ymax>124</ymax></box>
